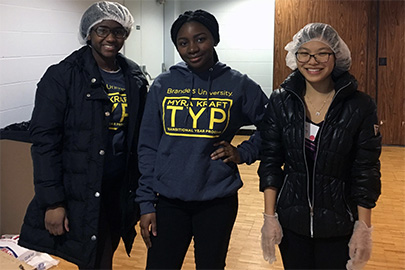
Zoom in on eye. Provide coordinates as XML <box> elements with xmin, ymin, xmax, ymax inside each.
<box><xmin>177</xmin><ymin>41</ymin><xmax>188</xmax><ymax>47</ymax></box>
<box><xmin>197</xmin><ymin>37</ymin><xmax>206</xmax><ymax>43</ymax></box>
<box><xmin>297</xmin><ymin>52</ymin><xmax>310</xmax><ymax>56</ymax></box>
<box><xmin>97</xmin><ymin>27</ymin><xmax>109</xmax><ymax>35</ymax></box>
<box><xmin>114</xmin><ymin>28</ymin><xmax>127</xmax><ymax>38</ymax></box>
<box><xmin>317</xmin><ymin>52</ymin><xmax>329</xmax><ymax>57</ymax></box>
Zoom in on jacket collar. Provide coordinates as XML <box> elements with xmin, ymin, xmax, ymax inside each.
<box><xmin>63</xmin><ymin>46</ymin><xmax>147</xmax><ymax>88</ymax></box>
<box><xmin>170</xmin><ymin>61</ymin><xmax>231</xmax><ymax>80</ymax></box>
<box><xmin>281</xmin><ymin>69</ymin><xmax>358</xmax><ymax>99</ymax></box>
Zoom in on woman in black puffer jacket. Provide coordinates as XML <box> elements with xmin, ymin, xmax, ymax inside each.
<box><xmin>258</xmin><ymin>23</ymin><xmax>381</xmax><ymax>270</ymax></box>
<box><xmin>18</xmin><ymin>2</ymin><xmax>148</xmax><ymax>269</ymax></box>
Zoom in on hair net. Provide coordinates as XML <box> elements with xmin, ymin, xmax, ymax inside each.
<box><xmin>79</xmin><ymin>1</ymin><xmax>134</xmax><ymax>45</ymax></box>
<box><xmin>284</xmin><ymin>23</ymin><xmax>351</xmax><ymax>77</ymax></box>
<box><xmin>170</xmin><ymin>9</ymin><xmax>220</xmax><ymax>46</ymax></box>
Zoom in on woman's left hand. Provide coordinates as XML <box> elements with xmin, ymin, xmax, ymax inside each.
<box><xmin>210</xmin><ymin>141</ymin><xmax>241</xmax><ymax>164</ymax></box>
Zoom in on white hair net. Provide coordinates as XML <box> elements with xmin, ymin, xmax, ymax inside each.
<box><xmin>79</xmin><ymin>1</ymin><xmax>134</xmax><ymax>45</ymax></box>
<box><xmin>285</xmin><ymin>23</ymin><xmax>352</xmax><ymax>77</ymax></box>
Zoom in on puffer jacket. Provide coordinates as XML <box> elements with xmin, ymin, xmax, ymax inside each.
<box><xmin>18</xmin><ymin>46</ymin><xmax>148</xmax><ymax>268</ymax></box>
<box><xmin>258</xmin><ymin>70</ymin><xmax>381</xmax><ymax>238</ymax></box>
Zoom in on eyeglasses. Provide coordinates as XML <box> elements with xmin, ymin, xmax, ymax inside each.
<box><xmin>295</xmin><ymin>52</ymin><xmax>334</xmax><ymax>63</ymax></box>
<box><xmin>92</xmin><ymin>26</ymin><xmax>128</xmax><ymax>39</ymax></box>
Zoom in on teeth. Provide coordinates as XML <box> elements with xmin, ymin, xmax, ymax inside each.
<box><xmin>308</xmin><ymin>69</ymin><xmax>320</xmax><ymax>72</ymax></box>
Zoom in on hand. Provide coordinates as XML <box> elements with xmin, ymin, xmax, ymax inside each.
<box><xmin>261</xmin><ymin>213</ymin><xmax>283</xmax><ymax>264</ymax></box>
<box><xmin>45</xmin><ymin>206</ymin><xmax>69</xmax><ymax>236</ymax></box>
<box><xmin>346</xmin><ymin>220</ymin><xmax>373</xmax><ymax>270</ymax></box>
<box><xmin>210</xmin><ymin>141</ymin><xmax>241</xmax><ymax>164</ymax></box>
<box><xmin>140</xmin><ymin>213</ymin><xmax>157</xmax><ymax>248</ymax></box>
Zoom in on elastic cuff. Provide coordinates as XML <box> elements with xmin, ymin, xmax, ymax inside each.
<box><xmin>46</xmin><ymin>202</ymin><xmax>65</xmax><ymax>210</ymax></box>
<box><xmin>139</xmin><ymin>202</ymin><xmax>156</xmax><ymax>216</ymax></box>
<box><xmin>263</xmin><ymin>212</ymin><xmax>278</xmax><ymax>218</ymax></box>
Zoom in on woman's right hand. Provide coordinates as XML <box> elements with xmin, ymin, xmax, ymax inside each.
<box><xmin>45</xmin><ymin>206</ymin><xmax>69</xmax><ymax>236</ymax></box>
<box><xmin>140</xmin><ymin>213</ymin><xmax>157</xmax><ymax>248</ymax></box>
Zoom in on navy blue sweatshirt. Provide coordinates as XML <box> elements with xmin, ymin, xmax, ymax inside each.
<box><xmin>136</xmin><ymin>62</ymin><xmax>268</xmax><ymax>215</ymax></box>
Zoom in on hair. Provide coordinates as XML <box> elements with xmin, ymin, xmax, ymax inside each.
<box><xmin>170</xmin><ymin>9</ymin><xmax>220</xmax><ymax>46</ymax></box>
<box><xmin>170</xmin><ymin>9</ymin><xmax>220</xmax><ymax>63</ymax></box>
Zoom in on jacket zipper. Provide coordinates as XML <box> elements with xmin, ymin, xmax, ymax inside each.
<box><xmin>276</xmin><ymin>175</ymin><xmax>288</xmax><ymax>206</ymax></box>
<box><xmin>311</xmin><ymin>123</ymin><xmax>324</xmax><ymax>237</ymax></box>
<box><xmin>343</xmin><ymin>182</ymin><xmax>355</xmax><ymax>222</ymax></box>
<box><xmin>313</xmin><ymin>82</ymin><xmax>352</xmax><ymax>237</ymax></box>
<box><xmin>287</xmin><ymin>81</ymin><xmax>351</xmax><ymax>238</ymax></box>
<box><xmin>289</xmin><ymin>90</ymin><xmax>315</xmax><ymax>237</ymax></box>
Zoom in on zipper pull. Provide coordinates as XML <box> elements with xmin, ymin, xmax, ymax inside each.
<box><xmin>310</xmin><ymin>206</ymin><xmax>314</xmax><ymax>238</ymax></box>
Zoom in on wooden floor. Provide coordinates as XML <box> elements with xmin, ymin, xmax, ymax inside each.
<box><xmin>53</xmin><ymin>136</ymin><xmax>405</xmax><ymax>270</ymax></box>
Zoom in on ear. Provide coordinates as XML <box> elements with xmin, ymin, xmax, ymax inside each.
<box><xmin>86</xmin><ymin>34</ymin><xmax>92</xmax><ymax>45</ymax></box>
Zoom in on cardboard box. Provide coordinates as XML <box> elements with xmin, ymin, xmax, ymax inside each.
<box><xmin>0</xmin><ymin>251</ymin><xmax>35</xmax><ymax>270</ymax></box>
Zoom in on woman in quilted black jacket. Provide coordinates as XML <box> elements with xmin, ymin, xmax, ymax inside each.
<box><xmin>19</xmin><ymin>2</ymin><xmax>148</xmax><ymax>269</ymax></box>
<box><xmin>258</xmin><ymin>23</ymin><xmax>381</xmax><ymax>270</ymax></box>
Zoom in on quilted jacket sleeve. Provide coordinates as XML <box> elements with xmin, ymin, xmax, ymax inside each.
<box><xmin>350</xmin><ymin>94</ymin><xmax>382</xmax><ymax>208</ymax></box>
<box><xmin>30</xmin><ymin>64</ymin><xmax>68</xmax><ymax>209</ymax></box>
<box><xmin>258</xmin><ymin>89</ymin><xmax>286</xmax><ymax>191</ymax></box>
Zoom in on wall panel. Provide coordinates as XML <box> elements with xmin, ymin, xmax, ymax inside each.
<box><xmin>377</xmin><ymin>0</ymin><xmax>405</xmax><ymax>145</ymax></box>
<box><xmin>273</xmin><ymin>0</ymin><xmax>376</xmax><ymax>99</ymax></box>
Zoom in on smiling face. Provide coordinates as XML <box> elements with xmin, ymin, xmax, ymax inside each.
<box><xmin>175</xmin><ymin>21</ymin><xmax>216</xmax><ymax>73</ymax></box>
<box><xmin>296</xmin><ymin>40</ymin><xmax>335</xmax><ymax>84</ymax></box>
<box><xmin>88</xmin><ymin>20</ymin><xmax>127</xmax><ymax>67</ymax></box>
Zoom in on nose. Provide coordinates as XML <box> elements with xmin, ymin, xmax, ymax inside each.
<box><xmin>307</xmin><ymin>55</ymin><xmax>319</xmax><ymax>64</ymax></box>
<box><xmin>105</xmin><ymin>32</ymin><xmax>117</xmax><ymax>42</ymax></box>
<box><xmin>188</xmin><ymin>41</ymin><xmax>199</xmax><ymax>54</ymax></box>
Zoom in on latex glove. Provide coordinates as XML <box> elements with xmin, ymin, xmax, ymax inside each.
<box><xmin>261</xmin><ymin>213</ymin><xmax>283</xmax><ymax>264</ymax></box>
<box><xmin>346</xmin><ymin>220</ymin><xmax>373</xmax><ymax>270</ymax></box>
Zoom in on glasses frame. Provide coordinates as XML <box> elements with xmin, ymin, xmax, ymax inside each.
<box><xmin>92</xmin><ymin>26</ymin><xmax>128</xmax><ymax>39</ymax></box>
<box><xmin>295</xmin><ymin>52</ymin><xmax>334</xmax><ymax>63</ymax></box>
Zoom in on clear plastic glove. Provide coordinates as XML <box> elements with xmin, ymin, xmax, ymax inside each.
<box><xmin>261</xmin><ymin>213</ymin><xmax>283</xmax><ymax>264</ymax></box>
<box><xmin>346</xmin><ymin>220</ymin><xmax>373</xmax><ymax>270</ymax></box>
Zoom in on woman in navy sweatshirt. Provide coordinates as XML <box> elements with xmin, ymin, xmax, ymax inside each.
<box><xmin>136</xmin><ymin>9</ymin><xmax>268</xmax><ymax>270</ymax></box>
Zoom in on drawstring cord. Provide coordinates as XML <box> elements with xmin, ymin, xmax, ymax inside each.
<box><xmin>183</xmin><ymin>67</ymin><xmax>215</xmax><ymax>125</ymax></box>
<box><xmin>206</xmin><ymin>68</ymin><xmax>214</xmax><ymax>121</ymax></box>
<box><xmin>183</xmin><ymin>72</ymin><xmax>195</xmax><ymax>124</ymax></box>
